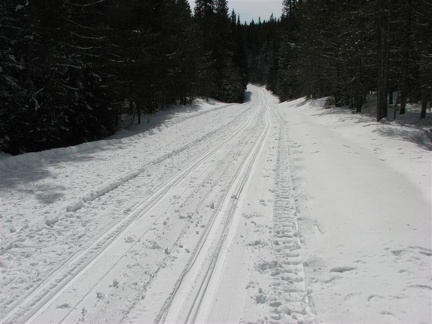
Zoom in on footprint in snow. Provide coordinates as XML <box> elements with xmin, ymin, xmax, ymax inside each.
<box><xmin>409</xmin><ymin>284</ymin><xmax>432</xmax><ymax>291</ymax></box>
<box><xmin>269</xmin><ymin>301</ymin><xmax>282</xmax><ymax>307</ymax></box>
<box><xmin>368</xmin><ymin>294</ymin><xmax>383</xmax><ymax>302</ymax></box>
<box><xmin>255</xmin><ymin>293</ymin><xmax>267</xmax><ymax>304</ymax></box>
<box><xmin>329</xmin><ymin>266</ymin><xmax>356</xmax><ymax>273</ymax></box>
<box><xmin>381</xmin><ymin>311</ymin><xmax>397</xmax><ymax>321</ymax></box>
<box><xmin>344</xmin><ymin>292</ymin><xmax>360</xmax><ymax>302</ymax></box>
<box><xmin>125</xmin><ymin>236</ymin><xmax>136</xmax><ymax>243</ymax></box>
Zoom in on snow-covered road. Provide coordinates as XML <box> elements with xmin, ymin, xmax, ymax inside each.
<box><xmin>0</xmin><ymin>85</ymin><xmax>431</xmax><ymax>323</ymax></box>
<box><xmin>278</xmin><ymin>98</ymin><xmax>431</xmax><ymax>323</ymax></box>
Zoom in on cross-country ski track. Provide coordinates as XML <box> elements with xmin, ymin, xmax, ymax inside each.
<box><xmin>0</xmin><ymin>85</ymin><xmax>431</xmax><ymax>323</ymax></box>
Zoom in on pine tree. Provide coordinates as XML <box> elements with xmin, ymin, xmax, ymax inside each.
<box><xmin>194</xmin><ymin>0</ymin><xmax>216</xmax><ymax>99</ymax></box>
<box><xmin>193</xmin><ymin>0</ymin><xmax>247</xmax><ymax>102</ymax></box>
<box><xmin>1</xmin><ymin>0</ymin><xmax>118</xmax><ymax>153</ymax></box>
<box><xmin>214</xmin><ymin>0</ymin><xmax>237</xmax><ymax>101</ymax></box>
<box><xmin>395</xmin><ymin>0</ymin><xmax>414</xmax><ymax>115</ymax></box>
<box><xmin>376</xmin><ymin>0</ymin><xmax>390</xmax><ymax>121</ymax></box>
<box><xmin>233</xmin><ymin>15</ymin><xmax>249</xmax><ymax>95</ymax></box>
<box><xmin>0</xmin><ymin>0</ymin><xmax>27</xmax><ymax>153</ymax></box>
<box><xmin>166</xmin><ymin>0</ymin><xmax>200</xmax><ymax>104</ymax></box>
<box><xmin>195</xmin><ymin>0</ymin><xmax>214</xmax><ymax>17</ymax></box>
<box><xmin>411</xmin><ymin>0</ymin><xmax>432</xmax><ymax>119</ymax></box>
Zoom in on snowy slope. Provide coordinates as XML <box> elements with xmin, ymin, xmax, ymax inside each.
<box><xmin>276</xmin><ymin>98</ymin><xmax>432</xmax><ymax>323</ymax></box>
<box><xmin>0</xmin><ymin>86</ymin><xmax>431</xmax><ymax>323</ymax></box>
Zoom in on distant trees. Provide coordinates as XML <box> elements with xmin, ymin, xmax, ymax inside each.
<box><xmin>0</xmin><ymin>1</ymin><xmax>27</xmax><ymax>153</ymax></box>
<box><xmin>3</xmin><ymin>0</ymin><xmax>428</xmax><ymax>155</ymax></box>
<box><xmin>194</xmin><ymin>0</ymin><xmax>247</xmax><ymax>102</ymax></box>
<box><xmin>242</xmin><ymin>15</ymin><xmax>281</xmax><ymax>88</ymax></box>
<box><xmin>1</xmin><ymin>0</ymin><xmax>122</xmax><ymax>154</ymax></box>
<box><xmin>0</xmin><ymin>0</ymin><xmax>248</xmax><ymax>155</ymax></box>
<box><xmin>242</xmin><ymin>0</ymin><xmax>431</xmax><ymax>121</ymax></box>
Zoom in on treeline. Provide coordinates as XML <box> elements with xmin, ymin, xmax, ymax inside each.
<box><xmin>0</xmin><ymin>0</ymin><xmax>247</xmax><ymax>155</ymax></box>
<box><xmin>244</xmin><ymin>0</ymin><xmax>432</xmax><ymax>121</ymax></box>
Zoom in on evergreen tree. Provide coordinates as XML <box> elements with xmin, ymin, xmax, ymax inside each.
<box><xmin>377</xmin><ymin>0</ymin><xmax>390</xmax><ymax>121</ymax></box>
<box><xmin>213</xmin><ymin>0</ymin><xmax>244</xmax><ymax>101</ymax></box>
<box><xmin>194</xmin><ymin>0</ymin><xmax>217</xmax><ymax>99</ymax></box>
<box><xmin>414</xmin><ymin>0</ymin><xmax>432</xmax><ymax>119</ymax></box>
<box><xmin>0</xmin><ymin>0</ymin><xmax>27</xmax><ymax>152</ymax></box>
<box><xmin>193</xmin><ymin>0</ymin><xmax>247</xmax><ymax>102</ymax></box>
<box><xmin>1</xmin><ymin>0</ymin><xmax>209</xmax><ymax>154</ymax></box>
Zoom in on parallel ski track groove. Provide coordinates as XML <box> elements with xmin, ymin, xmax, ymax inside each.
<box><xmin>52</xmin><ymin>97</ymin><xmax>263</xmax><ymax>323</ymax></box>
<box><xmin>119</xmin><ymin>104</ymin><xmax>264</xmax><ymax>321</ymax></box>
<box><xmin>64</xmin><ymin>103</ymin><xmax>253</xmax><ymax>213</ymax></box>
<box><xmin>0</xmin><ymin>103</ymin><xmax>235</xmax><ymax>171</ymax></box>
<box><xmin>156</xmin><ymin>88</ymin><xmax>272</xmax><ymax>323</ymax></box>
<box><xmin>0</xmin><ymin>103</ymin><xmax>253</xmax><ymax>323</ymax></box>
<box><xmin>189</xmin><ymin>95</ymin><xmax>272</xmax><ymax>324</ymax></box>
<box><xmin>0</xmin><ymin>102</ymin><xmax>258</xmax><ymax>324</ymax></box>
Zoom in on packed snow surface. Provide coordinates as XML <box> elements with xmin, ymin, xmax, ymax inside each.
<box><xmin>0</xmin><ymin>86</ymin><xmax>431</xmax><ymax>323</ymax></box>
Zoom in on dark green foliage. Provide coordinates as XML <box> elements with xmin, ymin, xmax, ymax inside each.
<box><xmin>243</xmin><ymin>0</ymin><xmax>430</xmax><ymax>121</ymax></box>
<box><xmin>194</xmin><ymin>0</ymin><xmax>247</xmax><ymax>102</ymax></box>
<box><xmin>1</xmin><ymin>0</ymin><xmax>118</xmax><ymax>154</ymax></box>
<box><xmin>0</xmin><ymin>0</ymin><xmax>248</xmax><ymax>155</ymax></box>
<box><xmin>2</xmin><ymin>0</ymin><xmax>428</xmax><ymax>154</ymax></box>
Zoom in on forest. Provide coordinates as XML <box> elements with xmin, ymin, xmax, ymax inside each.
<box><xmin>0</xmin><ymin>0</ymin><xmax>247</xmax><ymax>154</ymax></box>
<box><xmin>1</xmin><ymin>0</ymin><xmax>431</xmax><ymax>155</ymax></box>
<box><xmin>246</xmin><ymin>0</ymin><xmax>431</xmax><ymax>121</ymax></box>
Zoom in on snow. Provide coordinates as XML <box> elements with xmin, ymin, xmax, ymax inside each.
<box><xmin>277</xmin><ymin>98</ymin><xmax>432</xmax><ymax>322</ymax></box>
<box><xmin>0</xmin><ymin>86</ymin><xmax>431</xmax><ymax>323</ymax></box>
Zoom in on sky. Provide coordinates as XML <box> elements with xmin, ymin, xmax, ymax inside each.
<box><xmin>186</xmin><ymin>0</ymin><xmax>283</xmax><ymax>24</ymax></box>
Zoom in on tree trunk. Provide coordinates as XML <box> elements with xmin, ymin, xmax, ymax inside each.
<box><xmin>46</xmin><ymin>54</ymin><xmax>56</xmax><ymax>124</ymax></box>
<box><xmin>400</xmin><ymin>92</ymin><xmax>407</xmax><ymax>115</ymax></box>
<box><xmin>420</xmin><ymin>87</ymin><xmax>429</xmax><ymax>119</ymax></box>
<box><xmin>137</xmin><ymin>100</ymin><xmax>142</xmax><ymax>124</ymax></box>
<box><xmin>388</xmin><ymin>89</ymin><xmax>393</xmax><ymax>105</ymax></box>
<box><xmin>377</xmin><ymin>0</ymin><xmax>390</xmax><ymax>122</ymax></box>
<box><xmin>399</xmin><ymin>0</ymin><xmax>412</xmax><ymax>115</ymax></box>
<box><xmin>355</xmin><ymin>92</ymin><xmax>363</xmax><ymax>113</ymax></box>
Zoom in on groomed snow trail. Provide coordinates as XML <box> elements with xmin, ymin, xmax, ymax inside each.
<box><xmin>0</xmin><ymin>86</ymin><xmax>313</xmax><ymax>323</ymax></box>
<box><xmin>3</xmin><ymin>86</ymin><xmax>429</xmax><ymax>323</ymax></box>
<box><xmin>277</xmin><ymin>98</ymin><xmax>431</xmax><ymax>323</ymax></box>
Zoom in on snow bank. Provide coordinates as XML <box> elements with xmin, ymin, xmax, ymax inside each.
<box><xmin>0</xmin><ymin>99</ymin><xmax>233</xmax><ymax>170</ymax></box>
<box><xmin>277</xmin><ymin>98</ymin><xmax>432</xmax><ymax>323</ymax></box>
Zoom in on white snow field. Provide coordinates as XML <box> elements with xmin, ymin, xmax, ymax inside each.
<box><xmin>0</xmin><ymin>85</ymin><xmax>431</xmax><ymax>323</ymax></box>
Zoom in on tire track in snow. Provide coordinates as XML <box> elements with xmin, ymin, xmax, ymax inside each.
<box><xmin>262</xmin><ymin>113</ymin><xmax>315</xmax><ymax>322</ymax></box>
<box><xmin>0</xmin><ymin>97</ymin><xmax>261</xmax><ymax>324</ymax></box>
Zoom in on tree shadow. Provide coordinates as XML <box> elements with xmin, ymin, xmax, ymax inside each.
<box><xmin>0</xmin><ymin>147</ymin><xmax>108</xmax><ymax>190</ymax></box>
<box><xmin>14</xmin><ymin>183</ymin><xmax>66</xmax><ymax>204</ymax></box>
<box><xmin>244</xmin><ymin>91</ymin><xmax>252</xmax><ymax>102</ymax></box>
<box><xmin>0</xmin><ymin>167</ymin><xmax>53</xmax><ymax>190</ymax></box>
<box><xmin>373</xmin><ymin>126</ymin><xmax>432</xmax><ymax>151</ymax></box>
<box><xmin>311</xmin><ymin>108</ymin><xmax>375</xmax><ymax>126</ymax></box>
<box><xmin>0</xmin><ymin>95</ymin><xmax>250</xmax><ymax>190</ymax></box>
<box><xmin>111</xmin><ymin>98</ymin><xmax>238</xmax><ymax>141</ymax></box>
<box><xmin>311</xmin><ymin>107</ymin><xmax>432</xmax><ymax>150</ymax></box>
